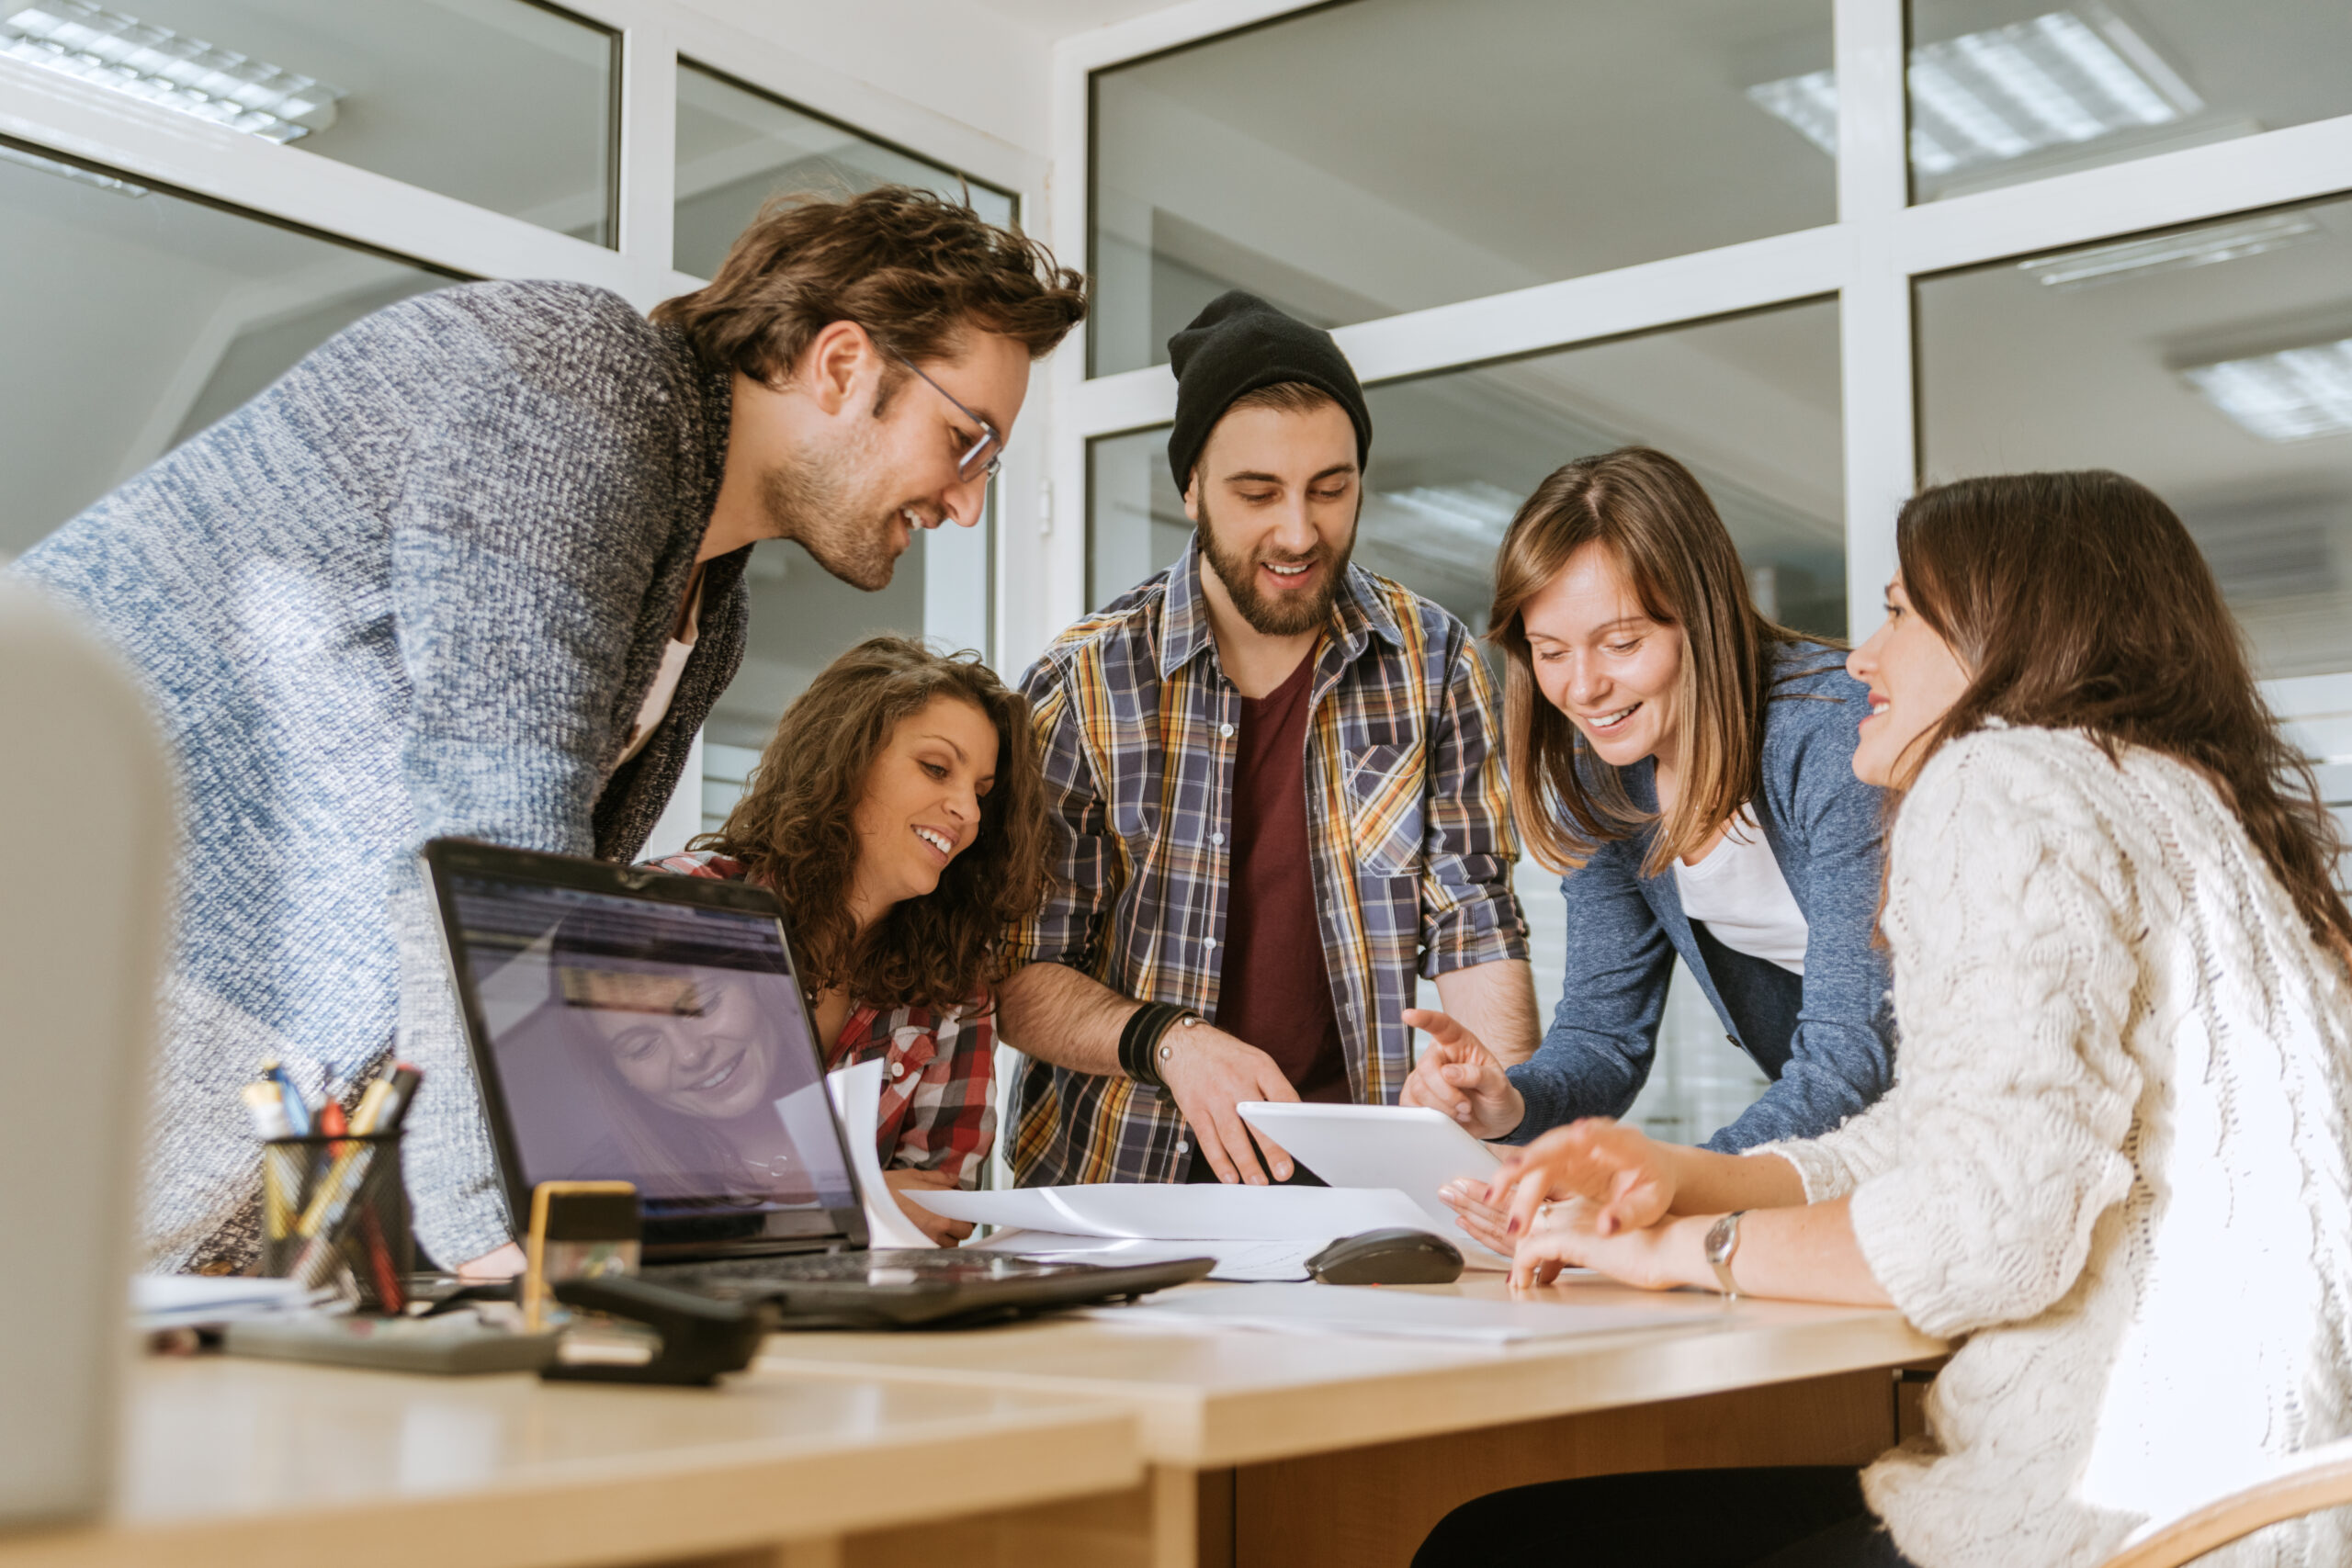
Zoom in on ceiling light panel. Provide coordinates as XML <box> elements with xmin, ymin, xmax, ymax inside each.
<box><xmin>2183</xmin><ymin>341</ymin><xmax>2352</xmax><ymax>444</ymax></box>
<box><xmin>0</xmin><ymin>1</ymin><xmax>342</xmax><ymax>144</ymax></box>
<box><xmin>2018</xmin><ymin>212</ymin><xmax>2325</xmax><ymax>288</ymax></box>
<box><xmin>1747</xmin><ymin>5</ymin><xmax>2201</xmax><ymax>175</ymax></box>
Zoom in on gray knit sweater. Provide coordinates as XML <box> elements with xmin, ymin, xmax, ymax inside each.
<box><xmin>10</xmin><ymin>281</ymin><xmax>746</xmax><ymax>1270</ymax></box>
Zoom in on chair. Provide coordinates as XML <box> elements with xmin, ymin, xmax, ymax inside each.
<box><xmin>0</xmin><ymin>581</ymin><xmax>174</xmax><ymax>1529</ymax></box>
<box><xmin>2098</xmin><ymin>1438</ymin><xmax>2352</xmax><ymax>1568</ymax></box>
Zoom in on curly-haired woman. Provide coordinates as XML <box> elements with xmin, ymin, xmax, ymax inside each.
<box><xmin>646</xmin><ymin>636</ymin><xmax>1047</xmax><ymax>1245</ymax></box>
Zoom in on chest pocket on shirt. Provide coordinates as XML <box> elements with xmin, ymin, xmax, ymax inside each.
<box><xmin>1346</xmin><ymin>736</ymin><xmax>1427</xmax><ymax>878</ymax></box>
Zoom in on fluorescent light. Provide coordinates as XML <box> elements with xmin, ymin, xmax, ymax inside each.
<box><xmin>0</xmin><ymin>141</ymin><xmax>144</xmax><ymax>194</ymax></box>
<box><xmin>1378</xmin><ymin>481</ymin><xmax>1521</xmax><ymax>545</ymax></box>
<box><xmin>0</xmin><ymin>1</ymin><xmax>342</xmax><ymax>145</ymax></box>
<box><xmin>2018</xmin><ymin>212</ymin><xmax>2325</xmax><ymax>288</ymax></box>
<box><xmin>2182</xmin><ymin>340</ymin><xmax>2352</xmax><ymax>444</ymax></box>
<box><xmin>1747</xmin><ymin>5</ymin><xmax>2201</xmax><ymax>176</ymax></box>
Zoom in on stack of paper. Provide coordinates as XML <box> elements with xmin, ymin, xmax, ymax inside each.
<box><xmin>131</xmin><ymin>1275</ymin><xmax>323</xmax><ymax>1330</ymax></box>
<box><xmin>911</xmin><ymin>1184</ymin><xmax>1458</xmax><ymax>1281</ymax></box>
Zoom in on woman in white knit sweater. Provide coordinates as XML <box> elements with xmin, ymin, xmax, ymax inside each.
<box><xmin>1417</xmin><ymin>470</ymin><xmax>2352</xmax><ymax>1568</ymax></box>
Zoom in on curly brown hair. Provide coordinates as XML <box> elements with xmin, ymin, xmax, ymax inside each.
<box><xmin>651</xmin><ymin>185</ymin><xmax>1087</xmax><ymax>384</ymax></box>
<box><xmin>694</xmin><ymin>637</ymin><xmax>1048</xmax><ymax>1010</ymax></box>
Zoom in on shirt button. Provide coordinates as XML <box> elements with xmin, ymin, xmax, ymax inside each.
<box><xmin>1203</xmin><ymin>937</ymin><xmax>1217</xmax><ymax>951</ymax></box>
<box><xmin>1219</xmin><ymin>723</ymin><xmax>1235</xmax><ymax>739</ymax></box>
<box><xmin>1175</xmin><ymin>1140</ymin><xmax>1190</xmax><ymax>1155</ymax></box>
<box><xmin>1210</xmin><ymin>831</ymin><xmax>1225</xmax><ymax>846</ymax></box>
<box><xmin>889</xmin><ymin>1062</ymin><xmax>906</xmax><ymax>1079</ymax></box>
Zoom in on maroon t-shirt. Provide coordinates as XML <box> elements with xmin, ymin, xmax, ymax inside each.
<box><xmin>1213</xmin><ymin>649</ymin><xmax>1351</xmax><ymax>1104</ymax></box>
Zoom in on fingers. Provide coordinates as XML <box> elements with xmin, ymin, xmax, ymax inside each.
<box><xmin>1187</xmin><ymin>1110</ymin><xmax>1255</xmax><ymax>1185</ymax></box>
<box><xmin>1244</xmin><ymin>1070</ymin><xmax>1296</xmax><ymax>1180</ymax></box>
<box><xmin>1401</xmin><ymin>1007</ymin><xmax>1462</xmax><ymax>1048</ymax></box>
<box><xmin>1441</xmin><ymin>1179</ymin><xmax>1511</xmax><ymax>1255</ymax></box>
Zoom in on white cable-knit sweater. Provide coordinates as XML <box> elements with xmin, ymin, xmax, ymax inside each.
<box><xmin>1757</xmin><ymin>725</ymin><xmax>2352</xmax><ymax>1568</ymax></box>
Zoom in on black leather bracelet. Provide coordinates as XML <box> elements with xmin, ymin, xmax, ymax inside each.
<box><xmin>1117</xmin><ymin>1001</ymin><xmax>1190</xmax><ymax>1089</ymax></box>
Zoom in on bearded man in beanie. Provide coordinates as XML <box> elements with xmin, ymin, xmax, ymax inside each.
<box><xmin>999</xmin><ymin>291</ymin><xmax>1535</xmax><ymax>1189</ymax></box>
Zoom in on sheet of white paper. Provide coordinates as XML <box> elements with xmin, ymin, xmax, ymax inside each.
<box><xmin>130</xmin><ymin>1274</ymin><xmax>319</xmax><ymax>1327</ymax></box>
<box><xmin>908</xmin><ymin>1182</ymin><xmax>1435</xmax><ymax>1242</ymax></box>
<box><xmin>1092</xmin><ymin>1281</ymin><xmax>1706</xmax><ymax>1346</ymax></box>
<box><xmin>970</xmin><ymin>1227</ymin><xmax>1317</xmax><ymax>1282</ymax></box>
<box><xmin>825</xmin><ymin>1056</ymin><xmax>936</xmax><ymax>1249</ymax></box>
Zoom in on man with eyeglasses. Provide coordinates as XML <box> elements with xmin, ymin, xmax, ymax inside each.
<box><xmin>8</xmin><ymin>185</ymin><xmax>1083</xmax><ymax>1280</ymax></box>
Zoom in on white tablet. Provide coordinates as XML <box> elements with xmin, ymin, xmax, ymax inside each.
<box><xmin>1238</xmin><ymin>1101</ymin><xmax>1510</xmax><ymax>1264</ymax></box>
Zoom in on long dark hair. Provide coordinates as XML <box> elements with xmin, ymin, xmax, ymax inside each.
<box><xmin>694</xmin><ymin>637</ymin><xmax>1048</xmax><ymax>1009</ymax></box>
<box><xmin>1488</xmin><ymin>446</ymin><xmax>1824</xmax><ymax>877</ymax></box>
<box><xmin>1894</xmin><ymin>469</ymin><xmax>2352</xmax><ymax>955</ymax></box>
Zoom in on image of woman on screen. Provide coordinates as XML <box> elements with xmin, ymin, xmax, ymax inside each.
<box><xmin>544</xmin><ymin>945</ymin><xmax>834</xmax><ymax>1212</ymax></box>
<box><xmin>645</xmin><ymin>636</ymin><xmax>1047</xmax><ymax>1246</ymax></box>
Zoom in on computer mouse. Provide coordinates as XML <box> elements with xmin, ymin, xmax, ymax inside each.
<box><xmin>1306</xmin><ymin>1227</ymin><xmax>1464</xmax><ymax>1286</ymax></box>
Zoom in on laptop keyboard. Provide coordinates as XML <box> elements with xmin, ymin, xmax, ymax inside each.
<box><xmin>650</xmin><ymin>1249</ymin><xmax>1096</xmax><ymax>1291</ymax></box>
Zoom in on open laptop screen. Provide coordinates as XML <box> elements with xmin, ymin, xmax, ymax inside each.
<box><xmin>432</xmin><ymin>849</ymin><xmax>861</xmax><ymax>1245</ymax></box>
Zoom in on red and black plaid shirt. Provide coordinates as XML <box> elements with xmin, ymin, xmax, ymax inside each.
<box><xmin>646</xmin><ymin>851</ymin><xmax>995</xmax><ymax>1189</ymax></box>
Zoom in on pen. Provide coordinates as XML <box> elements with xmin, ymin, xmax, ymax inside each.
<box><xmin>242</xmin><ymin>1081</ymin><xmax>296</xmax><ymax>1242</ymax></box>
<box><xmin>262</xmin><ymin>1060</ymin><xmax>311</xmax><ymax>1136</ymax></box>
<box><xmin>290</xmin><ymin>1077</ymin><xmax>397</xmax><ymax>1288</ymax></box>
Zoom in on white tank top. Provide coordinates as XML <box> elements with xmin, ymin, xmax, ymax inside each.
<box><xmin>615</xmin><ymin>579</ymin><xmax>702</xmax><ymax>769</ymax></box>
<box><xmin>1670</xmin><ymin>808</ymin><xmax>1808</xmax><ymax>975</ymax></box>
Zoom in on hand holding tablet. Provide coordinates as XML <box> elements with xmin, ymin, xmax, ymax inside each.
<box><xmin>1236</xmin><ymin>1100</ymin><xmax>1514</xmax><ymax>1266</ymax></box>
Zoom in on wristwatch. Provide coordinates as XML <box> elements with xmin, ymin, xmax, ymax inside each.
<box><xmin>1703</xmin><ymin>1211</ymin><xmax>1748</xmax><ymax>1301</ymax></box>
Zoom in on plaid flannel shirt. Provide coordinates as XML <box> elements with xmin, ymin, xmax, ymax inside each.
<box><xmin>1005</xmin><ymin>536</ymin><xmax>1527</xmax><ymax>1186</ymax></box>
<box><xmin>646</xmin><ymin>851</ymin><xmax>996</xmax><ymax>1188</ymax></box>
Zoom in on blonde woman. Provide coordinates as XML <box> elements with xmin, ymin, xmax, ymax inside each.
<box><xmin>1405</xmin><ymin>448</ymin><xmax>1894</xmax><ymax>1250</ymax></box>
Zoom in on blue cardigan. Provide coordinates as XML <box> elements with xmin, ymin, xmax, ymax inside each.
<box><xmin>1502</xmin><ymin>643</ymin><xmax>1894</xmax><ymax>1152</ymax></box>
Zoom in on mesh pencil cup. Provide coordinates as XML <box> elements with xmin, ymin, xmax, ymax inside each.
<box><xmin>256</xmin><ymin>1131</ymin><xmax>413</xmax><ymax>1312</ymax></box>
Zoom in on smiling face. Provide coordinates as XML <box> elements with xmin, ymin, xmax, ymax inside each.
<box><xmin>752</xmin><ymin>325</ymin><xmax>1030</xmax><ymax>591</ymax></box>
<box><xmin>566</xmin><ymin>969</ymin><xmax>780</xmax><ymax>1121</ymax></box>
<box><xmin>1183</xmin><ymin>399</ymin><xmax>1360</xmax><ymax>637</ymax></box>
<box><xmin>1847</xmin><ymin>574</ymin><xmax>1974</xmax><ymax>787</ymax></box>
<box><xmin>846</xmin><ymin>694</ymin><xmax>1001</xmax><ymax>924</ymax></box>
<box><xmin>1519</xmin><ymin>540</ymin><xmax>1687</xmax><ymax>771</ymax></box>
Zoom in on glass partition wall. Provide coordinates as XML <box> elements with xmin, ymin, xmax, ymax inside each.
<box><xmin>670</xmin><ymin>60</ymin><xmax>1014</xmax><ymax>832</ymax></box>
<box><xmin>1068</xmin><ymin>0</ymin><xmax>2352</xmax><ymax>1139</ymax></box>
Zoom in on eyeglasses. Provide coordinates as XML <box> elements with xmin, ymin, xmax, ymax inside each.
<box><xmin>876</xmin><ymin>341</ymin><xmax>1005</xmax><ymax>483</ymax></box>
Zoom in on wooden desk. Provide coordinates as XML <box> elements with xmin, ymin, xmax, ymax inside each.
<box><xmin>755</xmin><ymin>1274</ymin><xmax>1950</xmax><ymax>1568</ymax></box>
<box><xmin>0</xmin><ymin>1355</ymin><xmax>1149</xmax><ymax>1568</ymax></box>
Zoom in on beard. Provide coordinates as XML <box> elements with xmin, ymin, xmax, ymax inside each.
<box><xmin>1197</xmin><ymin>493</ymin><xmax>1356</xmax><ymax>637</ymax></box>
<box><xmin>759</xmin><ymin>412</ymin><xmax>909</xmax><ymax>592</ymax></box>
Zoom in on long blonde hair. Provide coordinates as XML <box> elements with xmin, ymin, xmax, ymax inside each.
<box><xmin>1488</xmin><ymin>447</ymin><xmax>1825</xmax><ymax>877</ymax></box>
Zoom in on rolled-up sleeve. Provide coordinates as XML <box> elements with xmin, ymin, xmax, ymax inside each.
<box><xmin>1817</xmin><ymin>748</ymin><xmax>2141</xmax><ymax>1338</ymax></box>
<box><xmin>1418</xmin><ymin>637</ymin><xmax>1528</xmax><ymax>976</ymax></box>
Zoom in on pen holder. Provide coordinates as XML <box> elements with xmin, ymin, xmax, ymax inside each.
<box><xmin>256</xmin><ymin>1131</ymin><xmax>413</xmax><ymax>1313</ymax></box>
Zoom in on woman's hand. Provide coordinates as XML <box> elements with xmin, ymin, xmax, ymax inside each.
<box><xmin>1437</xmin><ymin>1178</ymin><xmax>1514</xmax><ymax>1256</ymax></box>
<box><xmin>882</xmin><ymin>1168</ymin><xmax>977</xmax><ymax>1246</ymax></box>
<box><xmin>1400</xmin><ymin>1008</ymin><xmax>1526</xmax><ymax>1139</ymax></box>
<box><xmin>1509</xmin><ymin>1200</ymin><xmax>1706</xmax><ymax>1292</ymax></box>
<box><xmin>1487</xmin><ymin>1118</ymin><xmax>1679</xmax><ymax>1240</ymax></box>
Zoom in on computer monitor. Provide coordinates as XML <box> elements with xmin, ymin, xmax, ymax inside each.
<box><xmin>424</xmin><ymin>840</ymin><xmax>868</xmax><ymax>1258</ymax></box>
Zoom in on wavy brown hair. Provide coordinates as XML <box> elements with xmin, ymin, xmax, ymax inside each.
<box><xmin>694</xmin><ymin>637</ymin><xmax>1048</xmax><ymax>1010</ymax></box>
<box><xmin>1893</xmin><ymin>469</ymin><xmax>2352</xmax><ymax>955</ymax></box>
<box><xmin>1488</xmin><ymin>446</ymin><xmax>1829</xmax><ymax>877</ymax></box>
<box><xmin>652</xmin><ymin>185</ymin><xmax>1086</xmax><ymax>385</ymax></box>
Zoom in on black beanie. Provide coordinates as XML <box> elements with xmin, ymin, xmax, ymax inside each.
<box><xmin>1165</xmin><ymin>290</ymin><xmax>1373</xmax><ymax>493</ymax></box>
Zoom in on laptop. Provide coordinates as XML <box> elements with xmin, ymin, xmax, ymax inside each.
<box><xmin>422</xmin><ymin>837</ymin><xmax>1211</xmax><ymax>1328</ymax></box>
